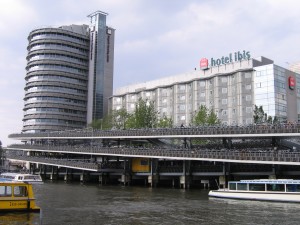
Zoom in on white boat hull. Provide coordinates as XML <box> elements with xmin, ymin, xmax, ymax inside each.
<box><xmin>209</xmin><ymin>190</ymin><xmax>300</xmax><ymax>202</ymax></box>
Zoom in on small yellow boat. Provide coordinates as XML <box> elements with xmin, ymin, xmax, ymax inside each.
<box><xmin>0</xmin><ymin>181</ymin><xmax>40</xmax><ymax>212</ymax></box>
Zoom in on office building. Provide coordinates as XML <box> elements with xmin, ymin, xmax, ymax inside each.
<box><xmin>23</xmin><ymin>11</ymin><xmax>115</xmax><ymax>133</ymax></box>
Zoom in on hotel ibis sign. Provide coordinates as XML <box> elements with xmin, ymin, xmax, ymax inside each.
<box><xmin>200</xmin><ymin>50</ymin><xmax>251</xmax><ymax>70</ymax></box>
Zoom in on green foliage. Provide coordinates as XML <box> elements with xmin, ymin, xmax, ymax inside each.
<box><xmin>157</xmin><ymin>115</ymin><xmax>173</xmax><ymax>128</ymax></box>
<box><xmin>191</xmin><ymin>105</ymin><xmax>220</xmax><ymax>126</ymax></box>
<box><xmin>112</xmin><ymin>107</ymin><xmax>130</xmax><ymax>129</ymax></box>
<box><xmin>253</xmin><ymin>105</ymin><xmax>278</xmax><ymax>124</ymax></box>
<box><xmin>127</xmin><ymin>98</ymin><xmax>158</xmax><ymax>129</ymax></box>
<box><xmin>89</xmin><ymin>98</ymin><xmax>173</xmax><ymax>130</ymax></box>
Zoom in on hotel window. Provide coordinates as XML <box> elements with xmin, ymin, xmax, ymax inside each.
<box><xmin>130</xmin><ymin>103</ymin><xmax>135</xmax><ymax>109</ymax></box>
<box><xmin>163</xmin><ymin>98</ymin><xmax>167</xmax><ymax>103</ymax></box>
<box><xmin>246</xmin><ymin>118</ymin><xmax>253</xmax><ymax>124</ymax></box>
<box><xmin>222</xmin><ymin>110</ymin><xmax>227</xmax><ymax>115</ymax></box>
<box><xmin>180</xmin><ymin>115</ymin><xmax>186</xmax><ymax>121</ymax></box>
<box><xmin>222</xmin><ymin>99</ymin><xmax>227</xmax><ymax>105</ymax></box>
<box><xmin>232</xmin><ymin>109</ymin><xmax>236</xmax><ymax>114</ymax></box>
<box><xmin>179</xmin><ymin>105</ymin><xmax>185</xmax><ymax>110</ymax></box>
<box><xmin>246</xmin><ymin>84</ymin><xmax>251</xmax><ymax>90</ymax></box>
<box><xmin>116</xmin><ymin>98</ymin><xmax>121</xmax><ymax>103</ymax></box>
<box><xmin>222</xmin><ymin>88</ymin><xmax>227</xmax><ymax>93</ymax></box>
<box><xmin>200</xmin><ymin>92</ymin><xmax>205</xmax><ymax>97</ymax></box>
<box><xmin>222</xmin><ymin>77</ymin><xmax>228</xmax><ymax>83</ymax></box>
<box><xmin>246</xmin><ymin>95</ymin><xmax>251</xmax><ymax>101</ymax></box>
<box><xmin>180</xmin><ymin>95</ymin><xmax>186</xmax><ymax>100</ymax></box>
<box><xmin>246</xmin><ymin>107</ymin><xmax>252</xmax><ymax>113</ymax></box>
<box><xmin>200</xmin><ymin>81</ymin><xmax>205</xmax><ymax>87</ymax></box>
<box><xmin>146</xmin><ymin>92</ymin><xmax>151</xmax><ymax>97</ymax></box>
<box><xmin>245</xmin><ymin>73</ymin><xmax>251</xmax><ymax>78</ymax></box>
<box><xmin>256</xmin><ymin>83</ymin><xmax>261</xmax><ymax>88</ymax></box>
<box><xmin>179</xmin><ymin>85</ymin><xmax>186</xmax><ymax>91</ymax></box>
<box><xmin>131</xmin><ymin>95</ymin><xmax>135</xmax><ymax>100</ymax></box>
<box><xmin>256</xmin><ymin>71</ymin><xmax>261</xmax><ymax>77</ymax></box>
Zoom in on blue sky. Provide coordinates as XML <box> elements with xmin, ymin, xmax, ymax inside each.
<box><xmin>0</xmin><ymin>0</ymin><xmax>299</xmax><ymax>146</ymax></box>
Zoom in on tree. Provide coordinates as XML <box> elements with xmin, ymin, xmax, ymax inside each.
<box><xmin>191</xmin><ymin>105</ymin><xmax>220</xmax><ymax>126</ymax></box>
<box><xmin>191</xmin><ymin>105</ymin><xmax>208</xmax><ymax>126</ymax></box>
<box><xmin>253</xmin><ymin>105</ymin><xmax>265</xmax><ymax>124</ymax></box>
<box><xmin>253</xmin><ymin>105</ymin><xmax>279</xmax><ymax>124</ymax></box>
<box><xmin>112</xmin><ymin>108</ymin><xmax>130</xmax><ymax>129</ymax></box>
<box><xmin>157</xmin><ymin>115</ymin><xmax>173</xmax><ymax>128</ymax></box>
<box><xmin>207</xmin><ymin>108</ymin><xmax>220</xmax><ymax>125</ymax></box>
<box><xmin>127</xmin><ymin>98</ymin><xmax>158</xmax><ymax>129</ymax></box>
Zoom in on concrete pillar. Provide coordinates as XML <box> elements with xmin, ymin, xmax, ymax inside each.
<box><xmin>64</xmin><ymin>169</ymin><xmax>72</xmax><ymax>182</ymax></box>
<box><xmin>80</xmin><ymin>173</ymin><xmax>89</xmax><ymax>183</ymax></box>
<box><xmin>50</xmin><ymin>166</ymin><xmax>59</xmax><ymax>180</ymax></box>
<box><xmin>148</xmin><ymin>175</ymin><xmax>159</xmax><ymax>188</ymax></box>
<box><xmin>120</xmin><ymin>174</ymin><xmax>130</xmax><ymax>186</ymax></box>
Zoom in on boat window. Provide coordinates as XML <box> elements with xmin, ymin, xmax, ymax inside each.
<box><xmin>13</xmin><ymin>186</ymin><xmax>28</xmax><ymax>197</ymax></box>
<box><xmin>0</xmin><ymin>186</ymin><xmax>12</xmax><ymax>196</ymax></box>
<box><xmin>249</xmin><ymin>183</ymin><xmax>265</xmax><ymax>191</ymax></box>
<box><xmin>237</xmin><ymin>183</ymin><xmax>248</xmax><ymax>191</ymax></box>
<box><xmin>286</xmin><ymin>184</ymin><xmax>300</xmax><ymax>192</ymax></box>
<box><xmin>229</xmin><ymin>183</ymin><xmax>236</xmax><ymax>190</ymax></box>
<box><xmin>266</xmin><ymin>184</ymin><xmax>285</xmax><ymax>192</ymax></box>
<box><xmin>18</xmin><ymin>176</ymin><xmax>23</xmax><ymax>180</ymax></box>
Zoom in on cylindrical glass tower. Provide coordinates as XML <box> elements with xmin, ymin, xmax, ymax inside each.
<box><xmin>23</xmin><ymin>25</ymin><xmax>90</xmax><ymax>132</ymax></box>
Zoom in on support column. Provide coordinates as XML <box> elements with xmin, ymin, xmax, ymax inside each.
<box><xmin>50</xmin><ymin>166</ymin><xmax>59</xmax><ymax>180</ymax></box>
<box><xmin>64</xmin><ymin>169</ymin><xmax>73</xmax><ymax>182</ymax></box>
<box><xmin>80</xmin><ymin>172</ymin><xmax>90</xmax><ymax>183</ymax></box>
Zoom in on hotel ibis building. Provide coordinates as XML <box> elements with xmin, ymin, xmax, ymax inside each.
<box><xmin>23</xmin><ymin>11</ymin><xmax>115</xmax><ymax>133</ymax></box>
<box><xmin>110</xmin><ymin>52</ymin><xmax>300</xmax><ymax>126</ymax></box>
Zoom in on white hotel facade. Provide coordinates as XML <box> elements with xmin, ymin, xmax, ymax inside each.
<box><xmin>110</xmin><ymin>53</ymin><xmax>300</xmax><ymax>126</ymax></box>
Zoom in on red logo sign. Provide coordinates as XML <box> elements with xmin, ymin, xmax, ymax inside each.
<box><xmin>200</xmin><ymin>58</ymin><xmax>208</xmax><ymax>70</ymax></box>
<box><xmin>289</xmin><ymin>76</ymin><xmax>295</xmax><ymax>90</ymax></box>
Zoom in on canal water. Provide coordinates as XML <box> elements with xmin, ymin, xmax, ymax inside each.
<box><xmin>1</xmin><ymin>181</ymin><xmax>300</xmax><ymax>225</ymax></box>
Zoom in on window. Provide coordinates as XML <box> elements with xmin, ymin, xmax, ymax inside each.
<box><xmin>221</xmin><ymin>77</ymin><xmax>228</xmax><ymax>83</ymax></box>
<box><xmin>232</xmin><ymin>109</ymin><xmax>236</xmax><ymax>114</ymax></box>
<box><xmin>267</xmin><ymin>184</ymin><xmax>285</xmax><ymax>192</ymax></box>
<box><xmin>200</xmin><ymin>81</ymin><xmax>205</xmax><ymax>87</ymax></box>
<box><xmin>229</xmin><ymin>183</ymin><xmax>236</xmax><ymax>190</ymax></box>
<box><xmin>180</xmin><ymin>95</ymin><xmax>186</xmax><ymax>100</ymax></box>
<box><xmin>246</xmin><ymin>84</ymin><xmax>251</xmax><ymax>90</ymax></box>
<box><xmin>256</xmin><ymin>83</ymin><xmax>261</xmax><ymax>88</ymax></box>
<box><xmin>14</xmin><ymin>186</ymin><xmax>28</xmax><ymax>197</ymax></box>
<box><xmin>246</xmin><ymin>95</ymin><xmax>251</xmax><ymax>101</ymax></box>
<box><xmin>179</xmin><ymin>105</ymin><xmax>185</xmax><ymax>110</ymax></box>
<box><xmin>146</xmin><ymin>92</ymin><xmax>150</xmax><ymax>97</ymax></box>
<box><xmin>237</xmin><ymin>183</ymin><xmax>248</xmax><ymax>191</ymax></box>
<box><xmin>0</xmin><ymin>186</ymin><xmax>12</xmax><ymax>196</ymax></box>
<box><xmin>180</xmin><ymin>116</ymin><xmax>186</xmax><ymax>120</ymax></box>
<box><xmin>200</xmin><ymin>92</ymin><xmax>205</xmax><ymax>97</ymax></box>
<box><xmin>222</xmin><ymin>99</ymin><xmax>227</xmax><ymax>105</ymax></box>
<box><xmin>245</xmin><ymin>72</ymin><xmax>251</xmax><ymax>78</ymax></box>
<box><xmin>179</xmin><ymin>85</ymin><xmax>186</xmax><ymax>91</ymax></box>
<box><xmin>249</xmin><ymin>183</ymin><xmax>265</xmax><ymax>191</ymax></box>
<box><xmin>222</xmin><ymin>88</ymin><xmax>227</xmax><ymax>93</ymax></box>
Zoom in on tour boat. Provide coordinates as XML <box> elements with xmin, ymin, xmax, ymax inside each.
<box><xmin>0</xmin><ymin>173</ymin><xmax>43</xmax><ymax>184</ymax></box>
<box><xmin>209</xmin><ymin>179</ymin><xmax>300</xmax><ymax>202</ymax></box>
<box><xmin>0</xmin><ymin>181</ymin><xmax>40</xmax><ymax>212</ymax></box>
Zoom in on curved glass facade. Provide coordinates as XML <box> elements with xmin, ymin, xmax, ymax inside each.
<box><xmin>23</xmin><ymin>26</ymin><xmax>90</xmax><ymax>132</ymax></box>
